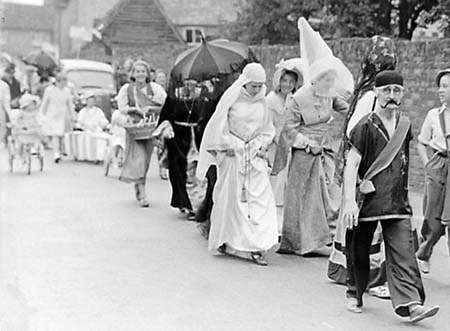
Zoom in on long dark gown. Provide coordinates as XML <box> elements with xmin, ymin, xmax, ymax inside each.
<box><xmin>158</xmin><ymin>96</ymin><xmax>202</xmax><ymax>211</ymax></box>
<box><xmin>194</xmin><ymin>97</ymin><xmax>219</xmax><ymax>224</ymax></box>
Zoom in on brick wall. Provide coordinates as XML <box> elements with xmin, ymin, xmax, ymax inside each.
<box><xmin>252</xmin><ymin>38</ymin><xmax>450</xmax><ymax>193</ymax></box>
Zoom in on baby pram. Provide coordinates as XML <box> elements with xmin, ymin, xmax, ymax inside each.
<box><xmin>7</xmin><ymin>122</ymin><xmax>44</xmax><ymax>175</ymax></box>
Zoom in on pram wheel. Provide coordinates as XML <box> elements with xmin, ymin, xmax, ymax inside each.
<box><xmin>104</xmin><ymin>160</ymin><xmax>110</xmax><ymax>176</ymax></box>
<box><xmin>9</xmin><ymin>155</ymin><xmax>13</xmax><ymax>172</ymax></box>
<box><xmin>26</xmin><ymin>153</ymin><xmax>31</xmax><ymax>175</ymax></box>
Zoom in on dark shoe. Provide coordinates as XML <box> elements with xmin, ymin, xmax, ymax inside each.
<box><xmin>186</xmin><ymin>211</ymin><xmax>196</xmax><ymax>221</ymax></box>
<box><xmin>250</xmin><ymin>252</ymin><xmax>268</xmax><ymax>266</ymax></box>
<box><xmin>217</xmin><ymin>244</ymin><xmax>227</xmax><ymax>254</ymax></box>
<box><xmin>409</xmin><ymin>305</ymin><xmax>439</xmax><ymax>323</ymax></box>
<box><xmin>138</xmin><ymin>198</ymin><xmax>149</xmax><ymax>208</ymax></box>
<box><xmin>159</xmin><ymin>168</ymin><xmax>168</xmax><ymax>180</ymax></box>
<box><xmin>276</xmin><ymin>249</ymin><xmax>293</xmax><ymax>255</ymax></box>
<box><xmin>54</xmin><ymin>157</ymin><xmax>61</xmax><ymax>163</ymax></box>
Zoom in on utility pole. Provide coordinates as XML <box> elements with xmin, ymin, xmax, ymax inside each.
<box><xmin>54</xmin><ymin>0</ymin><xmax>71</xmax><ymax>57</ymax></box>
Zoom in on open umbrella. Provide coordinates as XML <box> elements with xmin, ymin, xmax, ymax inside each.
<box><xmin>171</xmin><ymin>39</ymin><xmax>256</xmax><ymax>82</ymax></box>
<box><xmin>22</xmin><ymin>50</ymin><xmax>58</xmax><ymax>72</ymax></box>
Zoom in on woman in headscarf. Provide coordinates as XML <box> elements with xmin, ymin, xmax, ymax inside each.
<box><xmin>197</xmin><ymin>63</ymin><xmax>278</xmax><ymax>266</ymax></box>
<box><xmin>328</xmin><ymin>36</ymin><xmax>397</xmax><ymax>300</ymax></box>
<box><xmin>272</xmin><ymin>57</ymin><xmax>349</xmax><ymax>256</ymax></box>
<box><xmin>266</xmin><ymin>58</ymin><xmax>306</xmax><ymax>235</ymax></box>
<box><xmin>156</xmin><ymin>79</ymin><xmax>204</xmax><ymax>220</ymax></box>
<box><xmin>117</xmin><ymin>60</ymin><xmax>167</xmax><ymax>207</ymax></box>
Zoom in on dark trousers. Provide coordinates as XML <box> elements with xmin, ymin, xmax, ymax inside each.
<box><xmin>345</xmin><ymin>229</ymin><xmax>387</xmax><ymax>291</ymax></box>
<box><xmin>195</xmin><ymin>165</ymin><xmax>217</xmax><ymax>229</ymax></box>
<box><xmin>417</xmin><ymin>154</ymin><xmax>450</xmax><ymax>261</ymax></box>
<box><xmin>347</xmin><ymin>218</ymin><xmax>425</xmax><ymax>317</ymax></box>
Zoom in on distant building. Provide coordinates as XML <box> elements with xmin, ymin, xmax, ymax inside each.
<box><xmin>1</xmin><ymin>0</ymin><xmax>242</xmax><ymax>64</ymax></box>
<box><xmin>0</xmin><ymin>0</ymin><xmax>55</xmax><ymax>56</ymax></box>
<box><xmin>160</xmin><ymin>0</ymin><xmax>240</xmax><ymax>45</ymax></box>
<box><xmin>64</xmin><ymin>0</ymin><xmax>242</xmax><ymax>54</ymax></box>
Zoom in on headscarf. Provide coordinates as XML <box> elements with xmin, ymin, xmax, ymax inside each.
<box><xmin>196</xmin><ymin>63</ymin><xmax>266</xmax><ymax>178</ymax></box>
<box><xmin>342</xmin><ymin>35</ymin><xmax>397</xmax><ymax>136</ymax></box>
<box><xmin>272</xmin><ymin>58</ymin><xmax>307</xmax><ymax>91</ymax></box>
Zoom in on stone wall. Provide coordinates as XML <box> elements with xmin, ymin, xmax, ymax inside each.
<box><xmin>252</xmin><ymin>38</ymin><xmax>450</xmax><ymax>193</ymax></box>
<box><xmin>80</xmin><ymin>42</ymin><xmax>187</xmax><ymax>73</ymax></box>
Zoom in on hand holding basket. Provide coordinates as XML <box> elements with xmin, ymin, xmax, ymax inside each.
<box><xmin>125</xmin><ymin>110</ymin><xmax>159</xmax><ymax>141</ymax></box>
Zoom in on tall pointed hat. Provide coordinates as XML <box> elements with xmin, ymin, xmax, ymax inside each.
<box><xmin>298</xmin><ymin>17</ymin><xmax>354</xmax><ymax>97</ymax></box>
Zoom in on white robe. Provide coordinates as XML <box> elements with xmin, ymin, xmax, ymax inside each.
<box><xmin>208</xmin><ymin>90</ymin><xmax>278</xmax><ymax>252</ymax></box>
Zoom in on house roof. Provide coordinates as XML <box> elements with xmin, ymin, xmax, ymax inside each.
<box><xmin>1</xmin><ymin>3</ymin><xmax>54</xmax><ymax>31</ymax></box>
<box><xmin>159</xmin><ymin>0</ymin><xmax>241</xmax><ymax>26</ymax></box>
<box><xmin>100</xmin><ymin>0</ymin><xmax>184</xmax><ymax>43</ymax></box>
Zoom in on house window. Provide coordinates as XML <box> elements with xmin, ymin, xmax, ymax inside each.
<box><xmin>185</xmin><ymin>28</ymin><xmax>204</xmax><ymax>44</ymax></box>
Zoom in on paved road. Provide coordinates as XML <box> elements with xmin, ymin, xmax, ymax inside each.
<box><xmin>0</xmin><ymin>148</ymin><xmax>449</xmax><ymax>331</ymax></box>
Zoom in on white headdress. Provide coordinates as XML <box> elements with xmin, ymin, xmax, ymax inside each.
<box><xmin>298</xmin><ymin>17</ymin><xmax>354</xmax><ymax>96</ymax></box>
<box><xmin>196</xmin><ymin>63</ymin><xmax>267</xmax><ymax>179</ymax></box>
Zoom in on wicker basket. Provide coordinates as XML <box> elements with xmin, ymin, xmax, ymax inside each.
<box><xmin>125</xmin><ymin>123</ymin><xmax>157</xmax><ymax>141</ymax></box>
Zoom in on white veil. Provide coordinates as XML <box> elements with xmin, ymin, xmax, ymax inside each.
<box><xmin>196</xmin><ymin>63</ymin><xmax>267</xmax><ymax>179</ymax></box>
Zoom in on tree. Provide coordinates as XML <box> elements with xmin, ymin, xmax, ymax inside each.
<box><xmin>394</xmin><ymin>0</ymin><xmax>438</xmax><ymax>39</ymax></box>
<box><xmin>417</xmin><ymin>0</ymin><xmax>450</xmax><ymax>37</ymax></box>
<box><xmin>224</xmin><ymin>0</ymin><xmax>325</xmax><ymax>44</ymax></box>
<box><xmin>225</xmin><ymin>0</ymin><xmax>442</xmax><ymax>44</ymax></box>
<box><xmin>326</xmin><ymin>0</ymin><xmax>392</xmax><ymax>37</ymax></box>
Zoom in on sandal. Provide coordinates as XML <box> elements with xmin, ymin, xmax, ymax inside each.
<box><xmin>347</xmin><ymin>297</ymin><xmax>363</xmax><ymax>313</ymax></box>
<box><xmin>250</xmin><ymin>252</ymin><xmax>268</xmax><ymax>266</ymax></box>
<box><xmin>368</xmin><ymin>285</ymin><xmax>390</xmax><ymax>299</ymax></box>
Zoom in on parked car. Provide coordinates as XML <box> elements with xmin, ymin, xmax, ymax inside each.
<box><xmin>61</xmin><ymin>59</ymin><xmax>116</xmax><ymax>120</ymax></box>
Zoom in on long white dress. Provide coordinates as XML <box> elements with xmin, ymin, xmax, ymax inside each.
<box><xmin>208</xmin><ymin>89</ymin><xmax>278</xmax><ymax>252</ymax></box>
<box><xmin>40</xmin><ymin>85</ymin><xmax>73</xmax><ymax>136</ymax></box>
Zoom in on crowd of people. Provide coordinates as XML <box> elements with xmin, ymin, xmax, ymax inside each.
<box><xmin>1</xmin><ymin>24</ymin><xmax>449</xmax><ymax>325</ymax></box>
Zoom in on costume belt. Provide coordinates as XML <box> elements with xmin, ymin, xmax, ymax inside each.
<box><xmin>431</xmin><ymin>148</ymin><xmax>448</xmax><ymax>158</ymax></box>
<box><xmin>174</xmin><ymin>121</ymin><xmax>198</xmax><ymax>127</ymax></box>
